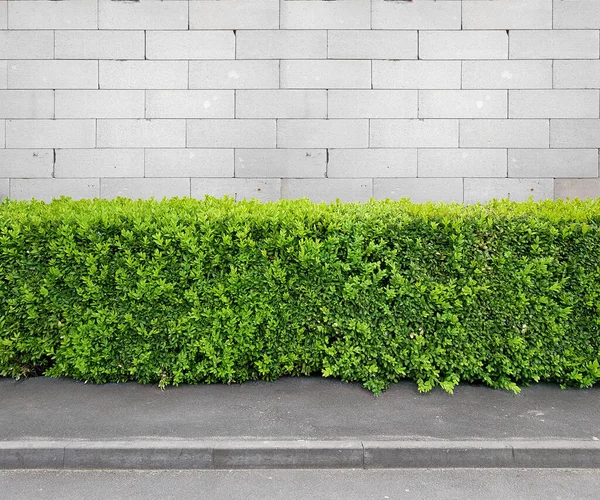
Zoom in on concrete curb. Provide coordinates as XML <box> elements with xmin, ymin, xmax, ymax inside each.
<box><xmin>2</xmin><ymin>440</ymin><xmax>600</xmax><ymax>470</ymax></box>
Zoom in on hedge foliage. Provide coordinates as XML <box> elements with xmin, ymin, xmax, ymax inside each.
<box><xmin>1</xmin><ymin>196</ymin><xmax>599</xmax><ymax>394</ymax></box>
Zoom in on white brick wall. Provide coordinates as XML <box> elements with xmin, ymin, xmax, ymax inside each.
<box><xmin>1</xmin><ymin>0</ymin><xmax>599</xmax><ymax>202</ymax></box>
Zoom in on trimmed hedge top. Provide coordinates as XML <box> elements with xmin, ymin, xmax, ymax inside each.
<box><xmin>1</xmin><ymin>196</ymin><xmax>599</xmax><ymax>394</ymax></box>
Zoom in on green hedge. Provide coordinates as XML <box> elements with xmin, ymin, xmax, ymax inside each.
<box><xmin>1</xmin><ymin>196</ymin><xmax>599</xmax><ymax>394</ymax></box>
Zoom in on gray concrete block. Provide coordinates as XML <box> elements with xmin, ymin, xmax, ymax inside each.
<box><xmin>55</xmin><ymin>90</ymin><xmax>145</xmax><ymax>119</ymax></box>
<box><xmin>191</xmin><ymin>178</ymin><xmax>281</xmax><ymax>202</ymax></box>
<box><xmin>281</xmin><ymin>0</ymin><xmax>370</xmax><ymax>29</ymax></box>
<box><xmin>462</xmin><ymin>60</ymin><xmax>552</xmax><ymax>89</ymax></box>
<box><xmin>100</xmin><ymin>61</ymin><xmax>188</xmax><ymax>90</ymax></box>
<box><xmin>235</xmin><ymin>149</ymin><xmax>326</xmax><ymax>178</ymax></box>
<box><xmin>418</xmin><ymin>149</ymin><xmax>507</xmax><ymax>178</ymax></box>
<box><xmin>8</xmin><ymin>0</ymin><xmax>97</xmax><ymax>30</ymax></box>
<box><xmin>237</xmin><ymin>30</ymin><xmax>327</xmax><ymax>60</ymax></box>
<box><xmin>55</xmin><ymin>30</ymin><xmax>145</xmax><ymax>60</ymax></box>
<box><xmin>553</xmin><ymin>0</ymin><xmax>600</xmax><ymax>29</ymax></box>
<box><xmin>0</xmin><ymin>149</ymin><xmax>53</xmax><ymax>178</ymax></box>
<box><xmin>55</xmin><ymin>149</ymin><xmax>145</xmax><ymax>179</ymax></box>
<box><xmin>508</xmin><ymin>149</ymin><xmax>598</xmax><ymax>178</ymax></box>
<box><xmin>464</xmin><ymin>178</ymin><xmax>554</xmax><ymax>204</ymax></box>
<box><xmin>97</xmin><ymin>120</ymin><xmax>186</xmax><ymax>149</ymax></box>
<box><xmin>551</xmin><ymin>119</ymin><xmax>600</xmax><ymax>148</ymax></box>
<box><xmin>0</xmin><ymin>31</ymin><xmax>54</xmax><ymax>59</ymax></box>
<box><xmin>554</xmin><ymin>60</ymin><xmax>600</xmax><ymax>89</ymax></box>
<box><xmin>187</xmin><ymin>120</ymin><xmax>276</xmax><ymax>149</ymax></box>
<box><xmin>373</xmin><ymin>61</ymin><xmax>461</xmax><ymax>90</ymax></box>
<box><xmin>63</xmin><ymin>441</ymin><xmax>213</xmax><ymax>470</ymax></box>
<box><xmin>236</xmin><ymin>90</ymin><xmax>327</xmax><ymax>119</ymax></box>
<box><xmin>328</xmin><ymin>149</ymin><xmax>417</xmax><ymax>178</ymax></box>
<box><xmin>364</xmin><ymin>441</ymin><xmax>513</xmax><ymax>469</ymax></box>
<box><xmin>0</xmin><ymin>62</ymin><xmax>7</xmax><ymax>90</ymax></box>
<box><xmin>328</xmin><ymin>31</ymin><xmax>417</xmax><ymax>60</ymax></box>
<box><xmin>419</xmin><ymin>90</ymin><xmax>507</xmax><ymax>119</ymax></box>
<box><xmin>510</xmin><ymin>30</ymin><xmax>599</xmax><ymax>59</ymax></box>
<box><xmin>328</xmin><ymin>90</ymin><xmax>417</xmax><ymax>119</ymax></box>
<box><xmin>190</xmin><ymin>61</ymin><xmax>279</xmax><ymax>90</ymax></box>
<box><xmin>277</xmin><ymin>120</ymin><xmax>369</xmax><ymax>148</ymax></box>
<box><xmin>460</xmin><ymin>120</ymin><xmax>549</xmax><ymax>148</ymax></box>
<box><xmin>101</xmin><ymin>178</ymin><xmax>190</xmax><ymax>200</ymax></box>
<box><xmin>8</xmin><ymin>61</ymin><xmax>98</xmax><ymax>90</ymax></box>
<box><xmin>10</xmin><ymin>179</ymin><xmax>100</xmax><ymax>201</ymax></box>
<box><xmin>509</xmin><ymin>90</ymin><xmax>599</xmax><ymax>119</ymax></box>
<box><xmin>99</xmin><ymin>0</ymin><xmax>187</xmax><ymax>30</ymax></box>
<box><xmin>146</xmin><ymin>90</ymin><xmax>234</xmax><ymax>119</ymax></box>
<box><xmin>190</xmin><ymin>0</ymin><xmax>279</xmax><ymax>30</ymax></box>
<box><xmin>6</xmin><ymin>119</ymin><xmax>96</xmax><ymax>149</ymax></box>
<box><xmin>213</xmin><ymin>441</ymin><xmax>364</xmax><ymax>469</ymax></box>
<box><xmin>420</xmin><ymin>31</ymin><xmax>508</xmax><ymax>60</ymax></box>
<box><xmin>370</xmin><ymin>120</ymin><xmax>459</xmax><ymax>148</ymax></box>
<box><xmin>281</xmin><ymin>60</ymin><xmax>371</xmax><ymax>89</ymax></box>
<box><xmin>555</xmin><ymin>178</ymin><xmax>600</xmax><ymax>200</ymax></box>
<box><xmin>145</xmin><ymin>149</ymin><xmax>234</xmax><ymax>178</ymax></box>
<box><xmin>463</xmin><ymin>0</ymin><xmax>552</xmax><ymax>29</ymax></box>
<box><xmin>281</xmin><ymin>178</ymin><xmax>372</xmax><ymax>203</ymax></box>
<box><xmin>372</xmin><ymin>0</ymin><xmax>461</xmax><ymax>30</ymax></box>
<box><xmin>146</xmin><ymin>31</ymin><xmax>235</xmax><ymax>60</ymax></box>
<box><xmin>373</xmin><ymin>178</ymin><xmax>464</xmax><ymax>203</ymax></box>
<box><xmin>0</xmin><ymin>90</ymin><xmax>54</xmax><ymax>119</ymax></box>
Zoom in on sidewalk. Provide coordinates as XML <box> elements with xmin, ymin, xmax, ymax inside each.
<box><xmin>1</xmin><ymin>376</ymin><xmax>599</xmax><ymax>469</ymax></box>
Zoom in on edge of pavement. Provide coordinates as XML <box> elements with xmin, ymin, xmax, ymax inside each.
<box><xmin>2</xmin><ymin>439</ymin><xmax>600</xmax><ymax>470</ymax></box>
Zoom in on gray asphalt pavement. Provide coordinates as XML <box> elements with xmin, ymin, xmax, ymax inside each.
<box><xmin>1</xmin><ymin>376</ymin><xmax>598</xmax><ymax>441</ymax></box>
<box><xmin>2</xmin><ymin>468</ymin><xmax>599</xmax><ymax>500</ymax></box>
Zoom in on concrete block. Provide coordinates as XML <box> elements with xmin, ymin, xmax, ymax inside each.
<box><xmin>187</xmin><ymin>120</ymin><xmax>276</xmax><ymax>148</ymax></box>
<box><xmin>462</xmin><ymin>60</ymin><xmax>552</xmax><ymax>89</ymax></box>
<box><xmin>0</xmin><ymin>62</ymin><xmax>7</xmax><ymax>90</ymax></box>
<box><xmin>370</xmin><ymin>120</ymin><xmax>458</xmax><ymax>148</ymax></box>
<box><xmin>145</xmin><ymin>149</ymin><xmax>234</xmax><ymax>178</ymax></box>
<box><xmin>55</xmin><ymin>31</ymin><xmax>145</xmax><ymax>60</ymax></box>
<box><xmin>373</xmin><ymin>178</ymin><xmax>463</xmax><ymax>203</ymax></box>
<box><xmin>328</xmin><ymin>30</ymin><xmax>417</xmax><ymax>60</ymax></box>
<box><xmin>0</xmin><ymin>150</ymin><xmax>53</xmax><ymax>178</ymax></box>
<box><xmin>510</xmin><ymin>30</ymin><xmax>599</xmax><ymax>59</ymax></box>
<box><xmin>189</xmin><ymin>61</ymin><xmax>279</xmax><ymax>89</ymax></box>
<box><xmin>8</xmin><ymin>0</ymin><xmax>97</xmax><ymax>30</ymax></box>
<box><xmin>0</xmin><ymin>2</ymin><xmax>6</xmax><ymax>30</ymax></box>
<box><xmin>191</xmin><ymin>178</ymin><xmax>281</xmax><ymax>202</ymax></box>
<box><xmin>460</xmin><ymin>120</ymin><xmax>549</xmax><ymax>148</ymax></box>
<box><xmin>101</xmin><ymin>178</ymin><xmax>190</xmax><ymax>200</ymax></box>
<box><xmin>190</xmin><ymin>0</ymin><xmax>279</xmax><ymax>29</ymax></box>
<box><xmin>63</xmin><ymin>442</ymin><xmax>213</xmax><ymax>470</ymax></box>
<box><xmin>0</xmin><ymin>120</ymin><xmax>3</xmax><ymax>147</ymax></box>
<box><xmin>55</xmin><ymin>91</ymin><xmax>145</xmax><ymax>119</ymax></box>
<box><xmin>8</xmin><ymin>61</ymin><xmax>98</xmax><ymax>90</ymax></box>
<box><xmin>146</xmin><ymin>31</ymin><xmax>235</xmax><ymax>60</ymax></box>
<box><xmin>420</xmin><ymin>31</ymin><xmax>508</xmax><ymax>60</ymax></box>
<box><xmin>372</xmin><ymin>0</ymin><xmax>461</xmax><ymax>30</ymax></box>
<box><xmin>551</xmin><ymin>120</ymin><xmax>600</xmax><ymax>148</ymax></box>
<box><xmin>555</xmin><ymin>178</ymin><xmax>600</xmax><ymax>199</ymax></box>
<box><xmin>212</xmin><ymin>441</ymin><xmax>364</xmax><ymax>469</ymax></box>
<box><xmin>418</xmin><ymin>149</ymin><xmax>507</xmax><ymax>178</ymax></box>
<box><xmin>464</xmin><ymin>178</ymin><xmax>554</xmax><ymax>204</ymax></box>
<box><xmin>328</xmin><ymin>90</ymin><xmax>417</xmax><ymax>119</ymax></box>
<box><xmin>99</xmin><ymin>0</ymin><xmax>188</xmax><ymax>30</ymax></box>
<box><xmin>277</xmin><ymin>120</ymin><xmax>369</xmax><ymax>148</ymax></box>
<box><xmin>373</xmin><ymin>61</ymin><xmax>461</xmax><ymax>90</ymax></box>
<box><xmin>508</xmin><ymin>149</ymin><xmax>598</xmax><ymax>178</ymax></box>
<box><xmin>11</xmin><ymin>179</ymin><xmax>100</xmax><ymax>202</ymax></box>
<box><xmin>554</xmin><ymin>61</ymin><xmax>600</xmax><ymax>89</ymax></box>
<box><xmin>237</xmin><ymin>30</ymin><xmax>327</xmax><ymax>60</ymax></box>
<box><xmin>6</xmin><ymin>120</ymin><xmax>96</xmax><ymax>149</ymax></box>
<box><xmin>282</xmin><ymin>178</ymin><xmax>372</xmax><ymax>203</ymax></box>
<box><xmin>509</xmin><ymin>90</ymin><xmax>599</xmax><ymax>119</ymax></box>
<box><xmin>55</xmin><ymin>149</ymin><xmax>144</xmax><ymax>179</ymax></box>
<box><xmin>363</xmin><ymin>442</ymin><xmax>513</xmax><ymax>469</ymax></box>
<box><xmin>328</xmin><ymin>149</ymin><xmax>417</xmax><ymax>178</ymax></box>
<box><xmin>281</xmin><ymin>1</ymin><xmax>370</xmax><ymax>30</ymax></box>
<box><xmin>463</xmin><ymin>0</ymin><xmax>552</xmax><ymax>29</ymax></box>
<box><xmin>236</xmin><ymin>90</ymin><xmax>326</xmax><ymax>119</ymax></box>
<box><xmin>419</xmin><ymin>91</ymin><xmax>507</xmax><ymax>119</ymax></box>
<box><xmin>97</xmin><ymin>120</ymin><xmax>186</xmax><ymax>149</ymax></box>
<box><xmin>0</xmin><ymin>90</ymin><xmax>54</xmax><ymax>119</ymax></box>
<box><xmin>146</xmin><ymin>90</ymin><xmax>234</xmax><ymax>119</ymax></box>
<box><xmin>0</xmin><ymin>31</ymin><xmax>54</xmax><ymax>59</ymax></box>
<box><xmin>281</xmin><ymin>60</ymin><xmax>371</xmax><ymax>89</ymax></box>
<box><xmin>235</xmin><ymin>149</ymin><xmax>326</xmax><ymax>178</ymax></box>
<box><xmin>0</xmin><ymin>179</ymin><xmax>8</xmax><ymax>201</ymax></box>
<box><xmin>554</xmin><ymin>0</ymin><xmax>600</xmax><ymax>29</ymax></box>
<box><xmin>100</xmin><ymin>61</ymin><xmax>188</xmax><ymax>90</ymax></box>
